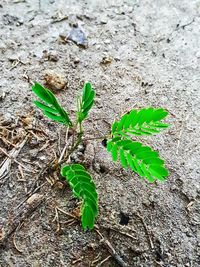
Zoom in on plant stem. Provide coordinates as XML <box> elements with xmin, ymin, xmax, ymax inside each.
<box><xmin>58</xmin><ymin>127</ymin><xmax>69</xmax><ymax>164</ymax></box>
<box><xmin>59</xmin><ymin>131</ymin><xmax>83</xmax><ymax>165</ymax></box>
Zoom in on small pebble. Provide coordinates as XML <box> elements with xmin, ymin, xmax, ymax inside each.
<box><xmin>44</xmin><ymin>70</ymin><xmax>68</xmax><ymax>91</ymax></box>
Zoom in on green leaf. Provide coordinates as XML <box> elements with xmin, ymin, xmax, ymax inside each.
<box><xmin>112</xmin><ymin>121</ymin><xmax>118</xmax><ymax>133</ymax></box>
<box><xmin>126</xmin><ymin>152</ymin><xmax>137</xmax><ymax>172</ymax></box>
<box><xmin>82</xmin><ymin>100</ymin><xmax>94</xmax><ymax>115</ymax></box>
<box><xmin>117</xmin><ymin>114</ymin><xmax>128</xmax><ymax>131</ymax></box>
<box><xmin>111</xmin><ymin>107</ymin><xmax>169</xmax><ymax>137</ymax></box>
<box><xmin>61</xmin><ymin>164</ymin><xmax>98</xmax><ymax>230</ymax></box>
<box><xmin>140</xmin><ymin>162</ymin><xmax>155</xmax><ymax>182</ymax></box>
<box><xmin>32</xmin><ymin>83</ymin><xmax>53</xmax><ymax>104</ymax></box>
<box><xmin>34</xmin><ymin>101</ymin><xmax>58</xmax><ymax>114</ymax></box>
<box><xmin>32</xmin><ymin>82</ymin><xmax>72</xmax><ymax>126</ymax></box>
<box><xmin>71</xmin><ymin>164</ymin><xmax>85</xmax><ymax>171</ymax></box>
<box><xmin>119</xmin><ymin>148</ymin><xmax>127</xmax><ymax>168</ymax></box>
<box><xmin>83</xmin><ymin>82</ymin><xmax>92</xmax><ymax>102</ymax></box>
<box><xmin>153</xmin><ymin>122</ymin><xmax>169</xmax><ymax>128</ymax></box>
<box><xmin>107</xmin><ymin>137</ymin><xmax>169</xmax><ymax>182</ymax></box>
<box><xmin>152</xmin><ymin>108</ymin><xmax>168</xmax><ymax>122</ymax></box>
<box><xmin>44</xmin><ymin>111</ymin><xmax>66</xmax><ymax>122</ymax></box>
<box><xmin>77</xmin><ymin>82</ymin><xmax>95</xmax><ymax>123</ymax></box>
<box><xmin>149</xmin><ymin>164</ymin><xmax>169</xmax><ymax>180</ymax></box>
<box><xmin>82</xmin><ymin>90</ymin><xmax>95</xmax><ymax>110</ymax></box>
<box><xmin>111</xmin><ymin>143</ymin><xmax>118</xmax><ymax>161</ymax></box>
<box><xmin>81</xmin><ymin>204</ymin><xmax>95</xmax><ymax>230</ymax></box>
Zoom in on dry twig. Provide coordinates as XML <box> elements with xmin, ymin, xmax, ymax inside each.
<box><xmin>13</xmin><ymin>223</ymin><xmax>24</xmax><ymax>253</ymax></box>
<box><xmin>135</xmin><ymin>212</ymin><xmax>154</xmax><ymax>249</ymax></box>
<box><xmin>0</xmin><ymin>136</ymin><xmax>29</xmax><ymax>179</ymax></box>
<box><xmin>95</xmin><ymin>226</ymin><xmax>128</xmax><ymax>267</ymax></box>
<box><xmin>96</xmin><ymin>255</ymin><xmax>112</xmax><ymax>267</ymax></box>
<box><xmin>55</xmin><ymin>207</ymin><xmax>128</xmax><ymax>267</ymax></box>
<box><xmin>0</xmin><ymin>193</ymin><xmax>44</xmax><ymax>247</ymax></box>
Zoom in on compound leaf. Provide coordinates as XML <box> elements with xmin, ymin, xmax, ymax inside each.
<box><xmin>32</xmin><ymin>83</ymin><xmax>72</xmax><ymax>126</ymax></box>
<box><xmin>61</xmin><ymin>164</ymin><xmax>98</xmax><ymax>230</ymax></box>
<box><xmin>32</xmin><ymin>82</ymin><xmax>53</xmax><ymax>104</ymax></box>
<box><xmin>34</xmin><ymin>101</ymin><xmax>58</xmax><ymax>114</ymax></box>
<box><xmin>77</xmin><ymin>82</ymin><xmax>95</xmax><ymax>123</ymax></box>
<box><xmin>112</xmin><ymin>107</ymin><xmax>169</xmax><ymax>137</ymax></box>
<box><xmin>107</xmin><ymin>138</ymin><xmax>169</xmax><ymax>182</ymax></box>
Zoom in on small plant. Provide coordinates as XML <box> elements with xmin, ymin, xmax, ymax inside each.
<box><xmin>32</xmin><ymin>82</ymin><xmax>169</xmax><ymax>230</ymax></box>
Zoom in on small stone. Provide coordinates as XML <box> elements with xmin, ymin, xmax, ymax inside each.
<box><xmin>66</xmin><ymin>26</ymin><xmax>88</xmax><ymax>48</ymax></box>
<box><xmin>51</xmin><ymin>11</ymin><xmax>68</xmax><ymax>23</ymax></box>
<box><xmin>43</xmin><ymin>50</ymin><xmax>59</xmax><ymax>62</ymax></box>
<box><xmin>43</xmin><ymin>70</ymin><xmax>67</xmax><ymax>91</ymax></box>
<box><xmin>100</xmin><ymin>55</ymin><xmax>113</xmax><ymax>65</ymax></box>
<box><xmin>104</xmin><ymin>39</ymin><xmax>111</xmax><ymax>45</ymax></box>
<box><xmin>100</xmin><ymin>17</ymin><xmax>108</xmax><ymax>24</ymax></box>
<box><xmin>39</xmin><ymin>155</ymin><xmax>46</xmax><ymax>161</ymax></box>
<box><xmin>8</xmin><ymin>55</ymin><xmax>19</xmax><ymax>62</ymax></box>
<box><xmin>73</xmin><ymin>57</ymin><xmax>80</xmax><ymax>64</ymax></box>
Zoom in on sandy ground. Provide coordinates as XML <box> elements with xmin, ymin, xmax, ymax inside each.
<box><xmin>0</xmin><ymin>0</ymin><xmax>200</xmax><ymax>266</ymax></box>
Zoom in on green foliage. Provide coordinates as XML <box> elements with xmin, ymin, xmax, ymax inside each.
<box><xmin>32</xmin><ymin>83</ymin><xmax>72</xmax><ymax>126</ymax></box>
<box><xmin>31</xmin><ymin>80</ymin><xmax>170</xmax><ymax>231</ymax></box>
<box><xmin>107</xmin><ymin>138</ymin><xmax>168</xmax><ymax>182</ymax></box>
<box><xmin>112</xmin><ymin>107</ymin><xmax>169</xmax><ymax>137</ymax></box>
<box><xmin>61</xmin><ymin>164</ymin><xmax>98</xmax><ymax>230</ymax></box>
<box><xmin>77</xmin><ymin>82</ymin><xmax>95</xmax><ymax>123</ymax></box>
<box><xmin>108</xmin><ymin>107</ymin><xmax>170</xmax><ymax>182</ymax></box>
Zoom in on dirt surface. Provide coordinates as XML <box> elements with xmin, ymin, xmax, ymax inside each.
<box><xmin>0</xmin><ymin>0</ymin><xmax>200</xmax><ymax>266</ymax></box>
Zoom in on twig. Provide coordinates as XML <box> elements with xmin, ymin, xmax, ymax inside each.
<box><xmin>94</xmin><ymin>226</ymin><xmax>128</xmax><ymax>267</ymax></box>
<box><xmin>58</xmin><ymin>127</ymin><xmax>69</xmax><ymax>164</ymax></box>
<box><xmin>22</xmin><ymin>71</ymin><xmax>34</xmax><ymax>85</ymax></box>
<box><xmin>55</xmin><ymin>207</ymin><xmax>127</xmax><ymax>266</ymax></box>
<box><xmin>0</xmin><ymin>193</ymin><xmax>44</xmax><ymax>247</ymax></box>
<box><xmin>0</xmin><ymin>136</ymin><xmax>28</xmax><ymax>179</ymax></box>
<box><xmin>0</xmin><ymin>135</ymin><xmax>16</xmax><ymax>147</ymax></box>
<box><xmin>38</xmin><ymin>140</ymin><xmax>51</xmax><ymax>152</ymax></box>
<box><xmin>53</xmin><ymin>208</ymin><xmax>61</xmax><ymax>233</ymax></box>
<box><xmin>135</xmin><ymin>213</ymin><xmax>154</xmax><ymax>249</ymax></box>
<box><xmin>18</xmin><ymin>165</ymin><xmax>26</xmax><ymax>181</ymax></box>
<box><xmin>56</xmin><ymin>207</ymin><xmax>77</xmax><ymax>219</ymax></box>
<box><xmin>59</xmin><ymin>131</ymin><xmax>83</xmax><ymax>165</ymax></box>
<box><xmin>91</xmin><ymin>253</ymin><xmax>101</xmax><ymax>266</ymax></box>
<box><xmin>59</xmin><ymin>219</ymin><xmax>75</xmax><ymax>225</ymax></box>
<box><xmin>13</xmin><ymin>223</ymin><xmax>24</xmax><ymax>253</ymax></box>
<box><xmin>100</xmin><ymin>223</ymin><xmax>137</xmax><ymax>240</ymax></box>
<box><xmin>72</xmin><ymin>256</ymin><xmax>84</xmax><ymax>264</ymax></box>
<box><xmin>9</xmin><ymin>59</ymin><xmax>20</xmax><ymax>71</ymax></box>
<box><xmin>26</xmin><ymin>158</ymin><xmax>55</xmax><ymax>196</ymax></box>
<box><xmin>0</xmin><ymin>147</ymin><xmax>28</xmax><ymax>171</ymax></box>
<box><xmin>96</xmin><ymin>255</ymin><xmax>112</xmax><ymax>267</ymax></box>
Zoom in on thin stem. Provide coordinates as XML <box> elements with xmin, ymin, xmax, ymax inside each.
<box><xmin>58</xmin><ymin>127</ymin><xmax>69</xmax><ymax>164</ymax></box>
<box><xmin>59</xmin><ymin>131</ymin><xmax>83</xmax><ymax>165</ymax></box>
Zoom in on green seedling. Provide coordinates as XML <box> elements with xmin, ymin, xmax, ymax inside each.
<box><xmin>32</xmin><ymin>82</ymin><xmax>170</xmax><ymax>230</ymax></box>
